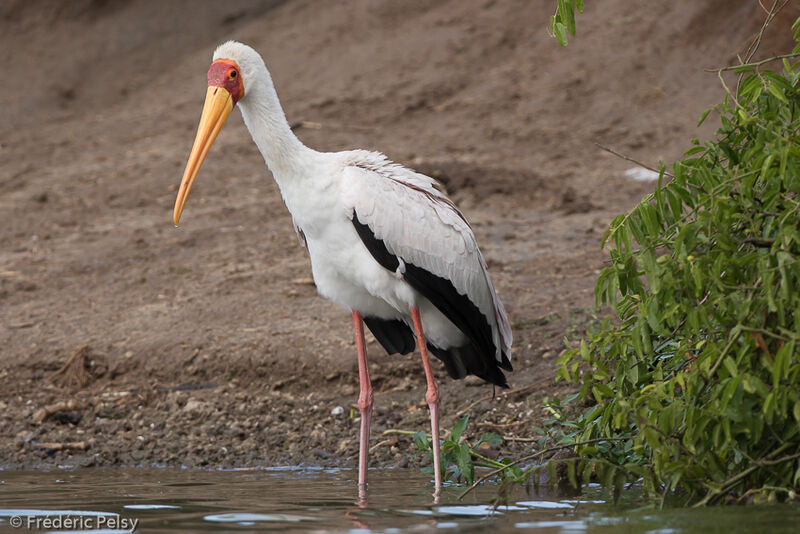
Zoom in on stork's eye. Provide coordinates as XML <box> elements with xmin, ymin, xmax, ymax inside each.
<box><xmin>230</xmin><ymin>70</ymin><xmax>237</xmax><ymax>79</ymax></box>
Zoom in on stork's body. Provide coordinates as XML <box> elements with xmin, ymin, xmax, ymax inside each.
<box><xmin>173</xmin><ymin>42</ymin><xmax>513</xmax><ymax>497</ymax></box>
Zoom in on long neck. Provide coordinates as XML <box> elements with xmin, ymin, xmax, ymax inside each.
<box><xmin>237</xmin><ymin>65</ymin><xmax>315</xmax><ymax>181</ymax></box>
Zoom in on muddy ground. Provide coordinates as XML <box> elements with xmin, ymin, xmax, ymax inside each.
<box><xmin>1</xmin><ymin>0</ymin><xmax>797</xmax><ymax>471</ymax></box>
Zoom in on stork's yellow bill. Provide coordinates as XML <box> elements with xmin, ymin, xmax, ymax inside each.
<box><xmin>173</xmin><ymin>59</ymin><xmax>244</xmax><ymax>225</ymax></box>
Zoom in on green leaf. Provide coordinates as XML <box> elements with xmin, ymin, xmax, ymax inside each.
<box><xmin>450</xmin><ymin>414</ymin><xmax>469</xmax><ymax>443</ymax></box>
<box><xmin>455</xmin><ymin>442</ymin><xmax>474</xmax><ymax>483</ymax></box>
<box><xmin>723</xmin><ymin>356</ymin><xmax>738</xmax><ymax>377</ymax></box>
<box><xmin>478</xmin><ymin>432</ymin><xmax>504</xmax><ymax>445</ymax></box>
<box><xmin>772</xmin><ymin>342</ymin><xmax>793</xmax><ymax>386</ymax></box>
<box><xmin>559</xmin><ymin>0</ymin><xmax>576</xmax><ymax>35</ymax></box>
<box><xmin>413</xmin><ymin>430</ymin><xmax>429</xmax><ymax>452</ymax></box>
<box><xmin>697</xmin><ymin>107</ymin><xmax>712</xmax><ymax>126</ymax></box>
<box><xmin>768</xmin><ymin>81</ymin><xmax>790</xmax><ymax>104</ymax></box>
<box><xmin>553</xmin><ymin>21</ymin><xmax>568</xmax><ymax>46</ymax></box>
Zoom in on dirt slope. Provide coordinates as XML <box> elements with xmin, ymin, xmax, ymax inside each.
<box><xmin>0</xmin><ymin>0</ymin><xmax>796</xmax><ymax>469</ymax></box>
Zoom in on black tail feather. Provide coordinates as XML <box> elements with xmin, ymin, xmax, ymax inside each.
<box><xmin>500</xmin><ymin>351</ymin><xmax>513</xmax><ymax>372</ymax></box>
<box><xmin>363</xmin><ymin>316</ymin><xmax>416</xmax><ymax>355</ymax></box>
<box><xmin>427</xmin><ymin>343</ymin><xmax>509</xmax><ymax>388</ymax></box>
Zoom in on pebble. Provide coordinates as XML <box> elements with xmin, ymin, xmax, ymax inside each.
<box><xmin>183</xmin><ymin>398</ymin><xmax>206</xmax><ymax>414</ymax></box>
<box><xmin>330</xmin><ymin>405</ymin><xmax>344</xmax><ymax>417</ymax></box>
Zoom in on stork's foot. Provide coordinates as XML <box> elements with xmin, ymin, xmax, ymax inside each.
<box><xmin>357</xmin><ymin>388</ymin><xmax>373</xmax><ymax>488</ymax></box>
<box><xmin>427</xmin><ymin>387</ymin><xmax>442</xmax><ymax>499</ymax></box>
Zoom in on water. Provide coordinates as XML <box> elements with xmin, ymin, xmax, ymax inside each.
<box><xmin>0</xmin><ymin>468</ymin><xmax>798</xmax><ymax>533</ymax></box>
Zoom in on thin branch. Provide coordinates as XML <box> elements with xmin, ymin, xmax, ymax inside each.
<box><xmin>740</xmin><ymin>325</ymin><xmax>793</xmax><ymax>343</ymax></box>
<box><xmin>693</xmin><ymin>443</ymin><xmax>796</xmax><ymax>507</ymax></box>
<box><xmin>707</xmin><ymin>327</ymin><xmax>742</xmax><ymax>378</ymax></box>
<box><xmin>457</xmin><ymin>437</ymin><xmax>629</xmax><ymax>499</ymax></box>
<box><xmin>735</xmin><ymin>485</ymin><xmax>798</xmax><ymax>504</ymax></box>
<box><xmin>735</xmin><ymin>0</ymin><xmax>789</xmax><ymax>95</ymax></box>
<box><xmin>595</xmin><ymin>143</ymin><xmax>674</xmax><ymax>179</ymax></box>
<box><xmin>469</xmin><ymin>451</ymin><xmax>510</xmax><ymax>470</ymax></box>
<box><xmin>744</xmin><ymin>0</ymin><xmax>790</xmax><ymax>64</ymax></box>
<box><xmin>500</xmin><ymin>436</ymin><xmax>541</xmax><ymax>443</ymax></box>
<box><xmin>708</xmin><ymin>53</ymin><xmax>800</xmax><ymax>74</ymax></box>
<box><xmin>368</xmin><ymin>439</ymin><xmax>393</xmax><ymax>454</ymax></box>
<box><xmin>705</xmin><ymin>0</ymin><xmax>794</xmax><ymax>104</ymax></box>
<box><xmin>383</xmin><ymin>429</ymin><xmax>422</xmax><ymax>437</ymax></box>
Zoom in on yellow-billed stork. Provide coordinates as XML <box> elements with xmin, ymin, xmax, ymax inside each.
<box><xmin>173</xmin><ymin>41</ymin><xmax>513</xmax><ymax>496</ymax></box>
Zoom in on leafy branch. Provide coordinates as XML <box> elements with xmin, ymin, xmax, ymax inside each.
<box><xmin>457</xmin><ymin>436</ymin><xmax>629</xmax><ymax>499</ymax></box>
<box><xmin>410</xmin><ymin>415</ymin><xmax>509</xmax><ymax>485</ymax></box>
<box><xmin>550</xmin><ymin>0</ymin><xmax>584</xmax><ymax>46</ymax></box>
<box><xmin>535</xmin><ymin>6</ymin><xmax>800</xmax><ymax>507</ymax></box>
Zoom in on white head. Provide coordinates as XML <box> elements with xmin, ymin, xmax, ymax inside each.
<box><xmin>212</xmin><ymin>41</ymin><xmax>271</xmax><ymax>102</ymax></box>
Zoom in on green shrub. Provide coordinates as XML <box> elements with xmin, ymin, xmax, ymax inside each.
<box><xmin>552</xmin><ymin>43</ymin><xmax>800</xmax><ymax>504</ymax></box>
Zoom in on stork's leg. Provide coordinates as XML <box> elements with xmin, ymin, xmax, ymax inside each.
<box><xmin>411</xmin><ymin>306</ymin><xmax>442</xmax><ymax>496</ymax></box>
<box><xmin>352</xmin><ymin>310</ymin><xmax>373</xmax><ymax>488</ymax></box>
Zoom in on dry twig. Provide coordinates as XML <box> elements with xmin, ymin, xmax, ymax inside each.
<box><xmin>48</xmin><ymin>344</ymin><xmax>89</xmax><ymax>383</ymax></box>
<box><xmin>31</xmin><ymin>399</ymin><xmax>86</xmax><ymax>425</ymax></box>
<box><xmin>595</xmin><ymin>143</ymin><xmax>673</xmax><ymax>179</ymax></box>
<box><xmin>742</xmin><ymin>0</ymin><xmax>791</xmax><ymax>66</ymax></box>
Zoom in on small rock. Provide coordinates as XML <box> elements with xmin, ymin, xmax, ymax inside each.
<box><xmin>183</xmin><ymin>399</ymin><xmax>206</xmax><ymax>414</ymax></box>
<box><xmin>330</xmin><ymin>405</ymin><xmax>344</xmax><ymax>417</ymax></box>
<box><xmin>52</xmin><ymin>411</ymin><xmax>82</xmax><ymax>425</ymax></box>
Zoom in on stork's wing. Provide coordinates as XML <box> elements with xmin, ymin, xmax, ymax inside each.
<box><xmin>339</xmin><ymin>152</ymin><xmax>512</xmax><ymax>367</ymax></box>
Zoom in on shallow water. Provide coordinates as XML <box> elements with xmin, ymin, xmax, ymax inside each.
<box><xmin>0</xmin><ymin>467</ymin><xmax>798</xmax><ymax>533</ymax></box>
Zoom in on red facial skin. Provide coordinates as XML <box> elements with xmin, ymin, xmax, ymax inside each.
<box><xmin>207</xmin><ymin>59</ymin><xmax>244</xmax><ymax>104</ymax></box>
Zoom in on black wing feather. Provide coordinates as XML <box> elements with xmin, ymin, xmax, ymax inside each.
<box><xmin>353</xmin><ymin>214</ymin><xmax>510</xmax><ymax>386</ymax></box>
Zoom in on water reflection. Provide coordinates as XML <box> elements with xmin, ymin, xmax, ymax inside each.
<box><xmin>0</xmin><ymin>468</ymin><xmax>798</xmax><ymax>533</ymax></box>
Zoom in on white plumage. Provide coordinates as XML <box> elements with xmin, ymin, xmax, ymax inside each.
<box><xmin>173</xmin><ymin>41</ymin><xmax>513</xmax><ymax>497</ymax></box>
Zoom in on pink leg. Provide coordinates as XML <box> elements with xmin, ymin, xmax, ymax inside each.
<box><xmin>411</xmin><ymin>306</ymin><xmax>442</xmax><ymax>497</ymax></box>
<box><xmin>353</xmin><ymin>311</ymin><xmax>373</xmax><ymax>489</ymax></box>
